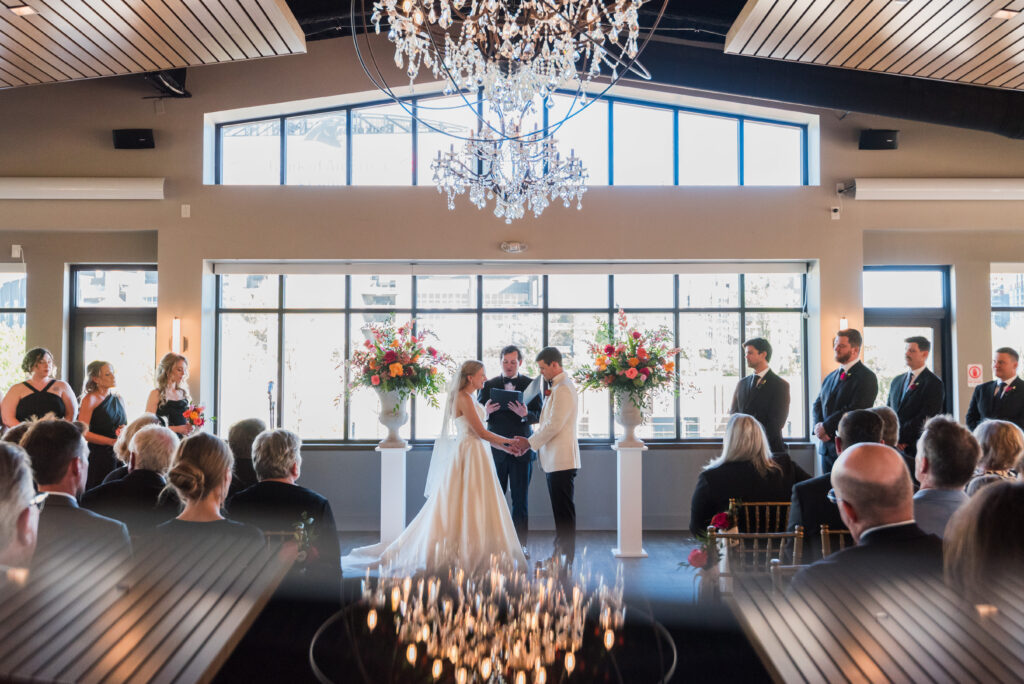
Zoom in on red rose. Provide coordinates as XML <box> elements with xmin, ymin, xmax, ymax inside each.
<box><xmin>639</xmin><ymin>366</ymin><xmax>651</xmax><ymax>377</ymax></box>
<box><xmin>632</xmin><ymin>331</ymin><xmax>641</xmax><ymax>340</ymax></box>
<box><xmin>687</xmin><ymin>547</ymin><xmax>708</xmax><ymax>569</ymax></box>
<box><xmin>603</xmin><ymin>344</ymin><xmax>615</xmax><ymax>354</ymax></box>
<box><xmin>383</xmin><ymin>350</ymin><xmax>397</xmax><ymax>364</ymax></box>
<box><xmin>711</xmin><ymin>512</ymin><xmax>730</xmax><ymax>529</ymax></box>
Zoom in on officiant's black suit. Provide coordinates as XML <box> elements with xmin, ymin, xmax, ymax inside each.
<box><xmin>966</xmin><ymin>377</ymin><xmax>1024</xmax><ymax>431</ymax></box>
<box><xmin>886</xmin><ymin>367</ymin><xmax>944</xmax><ymax>456</ymax></box>
<box><xmin>479</xmin><ymin>374</ymin><xmax>542</xmax><ymax>545</ymax></box>
<box><xmin>730</xmin><ymin>369</ymin><xmax>790</xmax><ymax>453</ymax></box>
<box><xmin>812</xmin><ymin>361</ymin><xmax>878</xmax><ymax>473</ymax></box>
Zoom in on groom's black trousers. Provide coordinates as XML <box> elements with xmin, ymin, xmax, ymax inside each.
<box><xmin>546</xmin><ymin>468</ymin><xmax>577</xmax><ymax>562</ymax></box>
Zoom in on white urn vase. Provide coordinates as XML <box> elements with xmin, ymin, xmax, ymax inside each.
<box><xmin>376</xmin><ymin>388</ymin><xmax>409</xmax><ymax>449</ymax></box>
<box><xmin>614</xmin><ymin>396</ymin><xmax>645</xmax><ymax>448</ymax></box>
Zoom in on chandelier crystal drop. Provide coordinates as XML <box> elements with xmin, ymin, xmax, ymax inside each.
<box><xmin>372</xmin><ymin>0</ymin><xmax>645</xmax><ymax>114</ymax></box>
<box><xmin>430</xmin><ymin>105</ymin><xmax>588</xmax><ymax>223</ymax></box>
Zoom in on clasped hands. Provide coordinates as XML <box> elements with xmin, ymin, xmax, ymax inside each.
<box><xmin>500</xmin><ymin>435</ymin><xmax>532</xmax><ymax>457</ymax></box>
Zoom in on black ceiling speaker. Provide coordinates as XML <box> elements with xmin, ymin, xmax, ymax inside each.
<box><xmin>113</xmin><ymin>129</ymin><xmax>155</xmax><ymax>149</ymax></box>
<box><xmin>143</xmin><ymin>68</ymin><xmax>191</xmax><ymax>98</ymax></box>
<box><xmin>859</xmin><ymin>129</ymin><xmax>899</xmax><ymax>150</ymax></box>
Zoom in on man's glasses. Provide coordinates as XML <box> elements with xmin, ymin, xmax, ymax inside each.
<box><xmin>29</xmin><ymin>492</ymin><xmax>46</xmax><ymax>511</ymax></box>
<box><xmin>826</xmin><ymin>488</ymin><xmax>839</xmax><ymax>504</ymax></box>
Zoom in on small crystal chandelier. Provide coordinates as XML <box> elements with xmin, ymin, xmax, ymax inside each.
<box><xmin>370</xmin><ymin>0</ymin><xmax>648</xmax><ymax>114</ymax></box>
<box><xmin>430</xmin><ymin>104</ymin><xmax>588</xmax><ymax>223</ymax></box>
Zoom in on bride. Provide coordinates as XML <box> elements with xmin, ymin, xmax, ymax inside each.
<box><xmin>344</xmin><ymin>360</ymin><xmax>528</xmax><ymax>574</ymax></box>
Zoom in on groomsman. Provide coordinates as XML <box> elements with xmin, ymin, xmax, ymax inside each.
<box><xmin>966</xmin><ymin>347</ymin><xmax>1024</xmax><ymax>431</ymax></box>
<box><xmin>730</xmin><ymin>337</ymin><xmax>790</xmax><ymax>453</ymax></box>
<box><xmin>479</xmin><ymin>345</ymin><xmax>542</xmax><ymax>551</ymax></box>
<box><xmin>812</xmin><ymin>329</ymin><xmax>879</xmax><ymax>473</ymax></box>
<box><xmin>886</xmin><ymin>336</ymin><xmax>944</xmax><ymax>456</ymax></box>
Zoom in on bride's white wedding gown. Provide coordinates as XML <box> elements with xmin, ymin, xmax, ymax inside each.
<box><xmin>344</xmin><ymin>401</ymin><xmax>527</xmax><ymax>574</ymax></box>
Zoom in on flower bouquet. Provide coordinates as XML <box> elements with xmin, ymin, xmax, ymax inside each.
<box><xmin>682</xmin><ymin>504</ymin><xmax>738</xmax><ymax>602</ymax></box>
<box><xmin>347</xmin><ymin>316</ymin><xmax>454</xmax><ymax>408</ymax></box>
<box><xmin>182</xmin><ymin>404</ymin><xmax>209</xmax><ymax>429</ymax></box>
<box><xmin>574</xmin><ymin>309</ymin><xmax>681</xmax><ymax>412</ymax></box>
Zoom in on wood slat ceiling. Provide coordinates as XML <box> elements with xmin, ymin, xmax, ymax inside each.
<box><xmin>0</xmin><ymin>0</ymin><xmax>305</xmax><ymax>89</ymax></box>
<box><xmin>725</xmin><ymin>0</ymin><xmax>1024</xmax><ymax>91</ymax></box>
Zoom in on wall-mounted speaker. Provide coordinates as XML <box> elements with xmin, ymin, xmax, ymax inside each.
<box><xmin>859</xmin><ymin>129</ymin><xmax>899</xmax><ymax>150</ymax></box>
<box><xmin>113</xmin><ymin>129</ymin><xmax>155</xmax><ymax>149</ymax></box>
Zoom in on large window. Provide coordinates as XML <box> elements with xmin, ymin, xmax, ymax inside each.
<box><xmin>217</xmin><ymin>93</ymin><xmax>808</xmax><ymax>187</ymax></box>
<box><xmin>0</xmin><ymin>269</ymin><xmax>26</xmax><ymax>390</ymax></box>
<box><xmin>991</xmin><ymin>271</ymin><xmax>1024</xmax><ymax>354</ymax></box>
<box><xmin>216</xmin><ymin>270</ymin><xmax>807</xmax><ymax>443</ymax></box>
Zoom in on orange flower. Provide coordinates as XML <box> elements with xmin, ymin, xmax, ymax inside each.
<box><xmin>390</xmin><ymin>340</ymin><xmax>401</xmax><ymax>349</ymax></box>
<box><xmin>389</xmin><ymin>362</ymin><xmax>404</xmax><ymax>377</ymax></box>
<box><xmin>627</xmin><ymin>357</ymin><xmax>640</xmax><ymax>367</ymax></box>
<box><xmin>369</xmin><ymin>359</ymin><xmax>378</xmax><ymax>370</ymax></box>
<box><xmin>664</xmin><ymin>361</ymin><xmax>675</xmax><ymax>373</ymax></box>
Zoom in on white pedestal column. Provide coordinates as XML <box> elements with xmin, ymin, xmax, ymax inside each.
<box><xmin>377</xmin><ymin>445</ymin><xmax>411</xmax><ymax>546</ymax></box>
<box><xmin>612</xmin><ymin>443</ymin><xmax>648</xmax><ymax>558</ymax></box>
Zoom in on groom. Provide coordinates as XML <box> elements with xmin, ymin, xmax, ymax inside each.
<box><xmin>514</xmin><ymin>347</ymin><xmax>581</xmax><ymax>567</ymax></box>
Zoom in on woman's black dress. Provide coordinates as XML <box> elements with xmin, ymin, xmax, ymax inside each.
<box><xmin>15</xmin><ymin>380</ymin><xmax>66</xmax><ymax>422</ymax></box>
<box><xmin>85</xmin><ymin>393</ymin><xmax>127</xmax><ymax>491</ymax></box>
<box><xmin>157</xmin><ymin>397</ymin><xmax>189</xmax><ymax>435</ymax></box>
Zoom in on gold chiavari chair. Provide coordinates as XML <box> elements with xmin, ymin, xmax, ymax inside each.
<box><xmin>729</xmin><ymin>499</ymin><xmax>792</xmax><ymax>533</ymax></box>
<box><xmin>820</xmin><ymin>524</ymin><xmax>854</xmax><ymax>557</ymax></box>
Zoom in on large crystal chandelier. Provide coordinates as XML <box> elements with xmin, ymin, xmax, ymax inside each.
<box><xmin>431</xmin><ymin>103</ymin><xmax>588</xmax><ymax>223</ymax></box>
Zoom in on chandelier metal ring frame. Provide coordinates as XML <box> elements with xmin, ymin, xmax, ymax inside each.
<box><xmin>348</xmin><ymin>0</ymin><xmax>670</xmax><ymax>144</ymax></box>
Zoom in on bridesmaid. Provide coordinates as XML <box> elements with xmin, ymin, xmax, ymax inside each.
<box><xmin>78</xmin><ymin>360</ymin><xmax>127</xmax><ymax>490</ymax></box>
<box><xmin>146</xmin><ymin>353</ymin><xmax>194</xmax><ymax>438</ymax></box>
<box><xmin>0</xmin><ymin>347</ymin><xmax>77</xmax><ymax>428</ymax></box>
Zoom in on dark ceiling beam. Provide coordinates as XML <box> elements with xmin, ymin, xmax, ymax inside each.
<box><xmin>642</xmin><ymin>40</ymin><xmax>1024</xmax><ymax>139</ymax></box>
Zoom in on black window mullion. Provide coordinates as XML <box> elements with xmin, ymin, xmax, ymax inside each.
<box><xmin>279</xmin><ymin>116</ymin><xmax>287</xmax><ymax>185</ymax></box>
<box><xmin>476</xmin><ymin>275</ymin><xmax>483</xmax><ymax>360</ymax></box>
<box><xmin>411</xmin><ymin>98</ymin><xmax>419</xmax><ymax>186</ymax></box>
<box><xmin>739</xmin><ymin>273</ymin><xmax>747</xmax><ymax>383</ymax></box>
<box><xmin>674</xmin><ymin>273</ymin><xmax>681</xmax><ymax>440</ymax></box>
<box><xmin>343</xmin><ymin>276</ymin><xmax>351</xmax><ymax>442</ymax></box>
<box><xmin>608</xmin><ymin>274</ymin><xmax>615</xmax><ymax>439</ymax></box>
<box><xmin>276</xmin><ymin>275</ymin><xmax>285</xmax><ymax>428</ymax></box>
<box><xmin>346</xmin><ymin>107</ymin><xmax>353</xmax><ymax>186</ymax></box>
<box><xmin>410</xmin><ymin>275</ymin><xmax>418</xmax><ymax>441</ymax></box>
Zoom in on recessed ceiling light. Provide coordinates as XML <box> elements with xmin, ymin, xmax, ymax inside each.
<box><xmin>10</xmin><ymin>4</ymin><xmax>36</xmax><ymax>15</ymax></box>
<box><xmin>993</xmin><ymin>9</ymin><xmax>1020</xmax><ymax>19</ymax></box>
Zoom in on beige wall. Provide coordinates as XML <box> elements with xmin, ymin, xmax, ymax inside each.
<box><xmin>1</xmin><ymin>37</ymin><xmax>1024</xmax><ymax>415</ymax></box>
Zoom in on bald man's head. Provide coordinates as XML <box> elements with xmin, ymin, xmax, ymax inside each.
<box><xmin>832</xmin><ymin>443</ymin><xmax>914</xmax><ymax>540</ymax></box>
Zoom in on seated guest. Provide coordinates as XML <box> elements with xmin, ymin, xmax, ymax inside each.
<box><xmin>966</xmin><ymin>420</ymin><xmax>1023</xmax><ymax>496</ymax></box>
<box><xmin>101</xmin><ymin>413</ymin><xmax>161</xmax><ymax>485</ymax></box>
<box><xmin>1</xmin><ymin>422</ymin><xmax>30</xmax><ymax>445</ymax></box>
<box><xmin>23</xmin><ymin>420</ymin><xmax>130</xmax><ymax>562</ymax></box>
<box><xmin>790</xmin><ymin>443</ymin><xmax>943</xmax><ymax>592</ymax></box>
<box><xmin>690</xmin><ymin>414</ymin><xmax>807</xmax><ymax>536</ymax></box>
<box><xmin>81</xmin><ymin>425</ymin><xmax>181</xmax><ymax>538</ymax></box>
<box><xmin>228</xmin><ymin>428</ymin><xmax>341</xmax><ymax>599</ymax></box>
<box><xmin>869</xmin><ymin>405</ymin><xmax>917</xmax><ymax>481</ymax></box>
<box><xmin>157</xmin><ymin>433</ymin><xmax>263</xmax><ymax>543</ymax></box>
<box><xmin>785</xmin><ymin>409</ymin><xmax>883</xmax><ymax>562</ymax></box>
<box><xmin>944</xmin><ymin>481</ymin><xmax>1024</xmax><ymax>602</ymax></box>
<box><xmin>226</xmin><ymin>418</ymin><xmax>266</xmax><ymax>499</ymax></box>
<box><xmin>0</xmin><ymin>443</ymin><xmax>40</xmax><ymax>582</ymax></box>
<box><xmin>913</xmin><ymin>415</ymin><xmax>979</xmax><ymax>537</ymax></box>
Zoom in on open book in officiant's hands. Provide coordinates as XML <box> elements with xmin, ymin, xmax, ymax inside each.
<box><xmin>489</xmin><ymin>388</ymin><xmax>524</xmax><ymax>410</ymax></box>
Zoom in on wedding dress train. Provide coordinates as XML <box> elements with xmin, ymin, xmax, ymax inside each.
<box><xmin>344</xmin><ymin>401</ymin><xmax>527</xmax><ymax>574</ymax></box>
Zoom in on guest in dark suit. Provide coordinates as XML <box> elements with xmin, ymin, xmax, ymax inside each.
<box><xmin>812</xmin><ymin>328</ymin><xmax>878</xmax><ymax>473</ymax></box>
<box><xmin>966</xmin><ymin>347</ymin><xmax>1024</xmax><ymax>431</ymax></box>
<box><xmin>730</xmin><ymin>337</ymin><xmax>790</xmax><ymax>454</ymax></box>
<box><xmin>0</xmin><ymin>443</ymin><xmax>40</xmax><ymax>574</ymax></box>
<box><xmin>690</xmin><ymin>414</ymin><xmax>809</xmax><ymax>536</ymax></box>
<box><xmin>226</xmin><ymin>418</ymin><xmax>266</xmax><ymax>500</ymax></box>
<box><xmin>477</xmin><ymin>345</ymin><xmax>542</xmax><ymax>549</ymax></box>
<box><xmin>913</xmin><ymin>415</ymin><xmax>978</xmax><ymax>538</ymax></box>
<box><xmin>886</xmin><ymin>336</ymin><xmax>944</xmax><ymax>457</ymax></box>
<box><xmin>785</xmin><ymin>409</ymin><xmax>883</xmax><ymax>562</ymax></box>
<box><xmin>22</xmin><ymin>420</ymin><xmax>131</xmax><ymax>562</ymax></box>
<box><xmin>228</xmin><ymin>428</ymin><xmax>341</xmax><ymax>601</ymax></box>
<box><xmin>80</xmin><ymin>424</ymin><xmax>181</xmax><ymax>538</ymax></box>
<box><xmin>790</xmin><ymin>443</ymin><xmax>943</xmax><ymax>593</ymax></box>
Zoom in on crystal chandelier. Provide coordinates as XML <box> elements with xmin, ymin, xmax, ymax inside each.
<box><xmin>360</xmin><ymin>554</ymin><xmax>626</xmax><ymax>684</ymax></box>
<box><xmin>370</xmin><ymin>0</ymin><xmax>648</xmax><ymax>114</ymax></box>
<box><xmin>430</xmin><ymin>104</ymin><xmax>588</xmax><ymax>223</ymax></box>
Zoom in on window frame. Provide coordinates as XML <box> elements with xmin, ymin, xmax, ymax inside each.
<box><xmin>214</xmin><ymin>271</ymin><xmax>809</xmax><ymax>447</ymax></box>
<box><xmin>214</xmin><ymin>92</ymin><xmax>809</xmax><ymax>188</ymax></box>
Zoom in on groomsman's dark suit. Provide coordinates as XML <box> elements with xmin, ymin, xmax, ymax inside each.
<box><xmin>886</xmin><ymin>368</ymin><xmax>944</xmax><ymax>456</ymax></box>
<box><xmin>812</xmin><ymin>361</ymin><xmax>878</xmax><ymax>472</ymax></box>
<box><xmin>478</xmin><ymin>374</ymin><xmax>542</xmax><ymax>545</ymax></box>
<box><xmin>966</xmin><ymin>377</ymin><xmax>1024</xmax><ymax>431</ymax></box>
<box><xmin>730</xmin><ymin>369</ymin><xmax>790</xmax><ymax>453</ymax></box>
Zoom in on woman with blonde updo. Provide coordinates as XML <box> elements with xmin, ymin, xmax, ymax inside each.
<box><xmin>1</xmin><ymin>347</ymin><xmax>77</xmax><ymax>428</ymax></box>
<box><xmin>157</xmin><ymin>433</ymin><xmax>262</xmax><ymax>542</ymax></box>
<box><xmin>344</xmin><ymin>359</ymin><xmax>526</xmax><ymax>573</ymax></box>
<box><xmin>79</xmin><ymin>360</ymin><xmax>128</xmax><ymax>490</ymax></box>
<box><xmin>145</xmin><ymin>353</ymin><xmax>193</xmax><ymax>437</ymax></box>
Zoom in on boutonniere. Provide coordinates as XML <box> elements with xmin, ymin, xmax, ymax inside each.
<box><xmin>908</xmin><ymin>382</ymin><xmax>917</xmax><ymax>391</ymax></box>
<box><xmin>1007</xmin><ymin>384</ymin><xmax>1017</xmax><ymax>394</ymax></box>
<box><xmin>544</xmin><ymin>388</ymin><xmax>552</xmax><ymax>397</ymax></box>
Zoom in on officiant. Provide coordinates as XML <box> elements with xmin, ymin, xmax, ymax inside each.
<box><xmin>479</xmin><ymin>345</ymin><xmax>543</xmax><ymax>552</ymax></box>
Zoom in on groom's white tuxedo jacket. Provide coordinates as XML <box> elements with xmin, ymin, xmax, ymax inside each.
<box><xmin>528</xmin><ymin>371</ymin><xmax>582</xmax><ymax>473</ymax></box>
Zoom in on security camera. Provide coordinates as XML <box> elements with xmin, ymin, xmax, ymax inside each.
<box><xmin>830</xmin><ymin>206</ymin><xmax>841</xmax><ymax>221</ymax></box>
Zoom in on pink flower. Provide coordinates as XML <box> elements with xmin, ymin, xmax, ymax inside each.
<box><xmin>615</xmin><ymin>344</ymin><xmax>626</xmax><ymax>354</ymax></box>
<box><xmin>625</xmin><ymin>368</ymin><xmax>638</xmax><ymax>379</ymax></box>
<box><xmin>371</xmin><ymin>375</ymin><xmax>381</xmax><ymax>386</ymax></box>
<box><xmin>632</xmin><ymin>331</ymin><xmax>641</xmax><ymax>340</ymax></box>
<box><xmin>427</xmin><ymin>346</ymin><xmax>438</xmax><ymax>357</ymax></box>
<box><xmin>688</xmin><ymin>547</ymin><xmax>708</xmax><ymax>569</ymax></box>
<box><xmin>603</xmin><ymin>344</ymin><xmax>615</xmax><ymax>355</ymax></box>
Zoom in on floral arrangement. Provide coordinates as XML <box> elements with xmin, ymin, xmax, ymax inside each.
<box><xmin>182</xmin><ymin>404</ymin><xmax>209</xmax><ymax>429</ymax></box>
<box><xmin>574</xmin><ymin>309</ymin><xmax>681</xmax><ymax>411</ymax></box>
<box><xmin>348</xmin><ymin>316</ymin><xmax>454</xmax><ymax>406</ymax></box>
<box><xmin>684</xmin><ymin>505</ymin><xmax>737</xmax><ymax>571</ymax></box>
<box><xmin>293</xmin><ymin>511</ymin><xmax>319</xmax><ymax>565</ymax></box>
